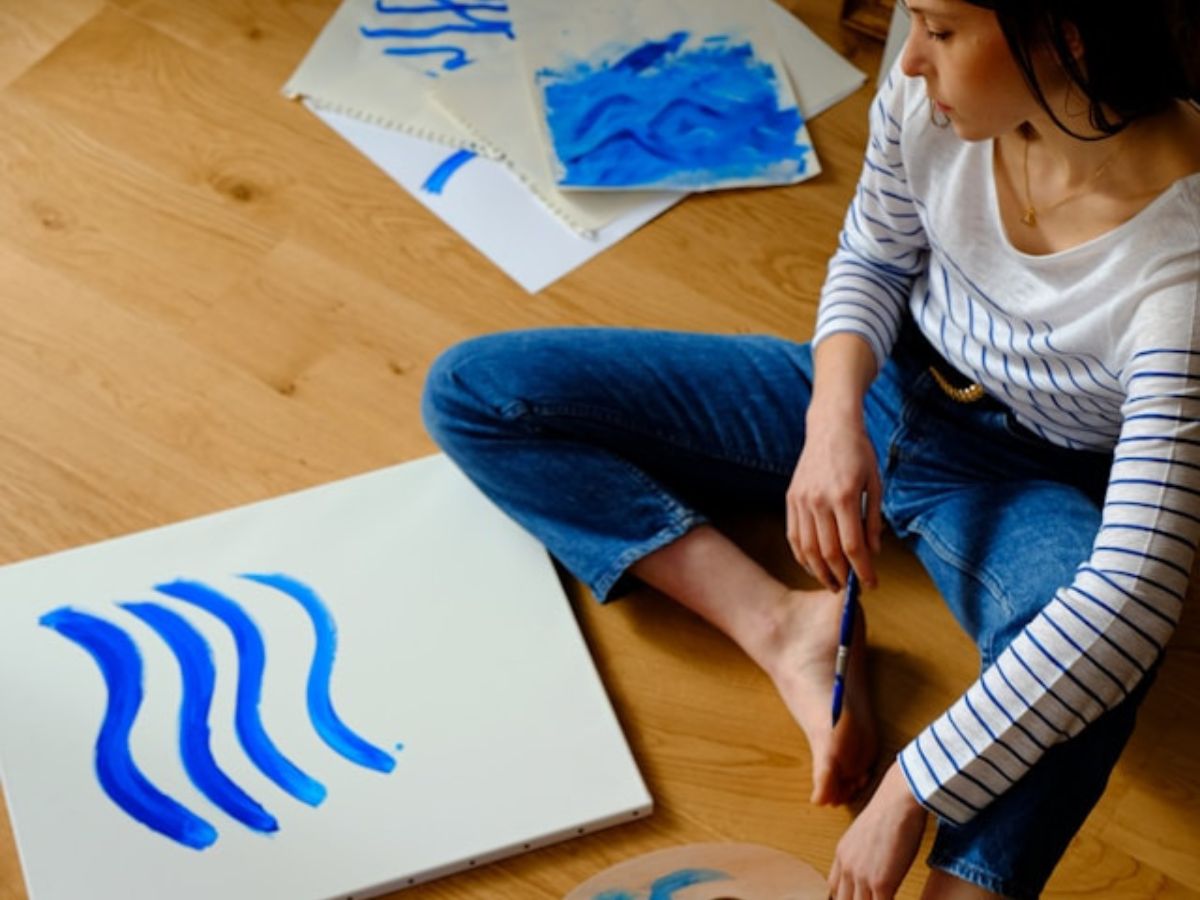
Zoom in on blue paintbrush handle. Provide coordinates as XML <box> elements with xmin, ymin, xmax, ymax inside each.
<box><xmin>831</xmin><ymin>569</ymin><xmax>859</xmax><ymax>726</ymax></box>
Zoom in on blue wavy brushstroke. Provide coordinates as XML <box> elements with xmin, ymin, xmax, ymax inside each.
<box><xmin>121</xmin><ymin>602</ymin><xmax>278</xmax><ymax>834</ymax></box>
<box><xmin>241</xmin><ymin>574</ymin><xmax>396</xmax><ymax>774</ymax></box>
<box><xmin>38</xmin><ymin>607</ymin><xmax>218</xmax><ymax>850</ymax></box>
<box><xmin>538</xmin><ymin>32</ymin><xmax>809</xmax><ymax>188</ymax></box>
<box><xmin>593</xmin><ymin>867</ymin><xmax>732</xmax><ymax>900</ymax></box>
<box><xmin>422</xmin><ymin>149</ymin><xmax>478</xmax><ymax>194</ymax></box>
<box><xmin>154</xmin><ymin>579</ymin><xmax>327</xmax><ymax>807</ymax></box>
<box><xmin>360</xmin><ymin>0</ymin><xmax>512</xmax><ymax>74</ymax></box>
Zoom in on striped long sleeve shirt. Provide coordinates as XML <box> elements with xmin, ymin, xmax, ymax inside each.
<box><xmin>814</xmin><ymin>66</ymin><xmax>1200</xmax><ymax>825</ymax></box>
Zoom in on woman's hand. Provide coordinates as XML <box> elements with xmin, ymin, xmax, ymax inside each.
<box><xmin>828</xmin><ymin>761</ymin><xmax>929</xmax><ymax>899</ymax></box>
<box><xmin>786</xmin><ymin>400</ymin><xmax>883</xmax><ymax>593</ymax></box>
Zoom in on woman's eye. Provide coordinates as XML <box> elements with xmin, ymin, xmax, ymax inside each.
<box><xmin>926</xmin><ymin>29</ymin><xmax>951</xmax><ymax>41</ymax></box>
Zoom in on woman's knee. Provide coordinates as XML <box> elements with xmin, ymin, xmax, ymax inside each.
<box><xmin>421</xmin><ymin>331</ymin><xmax>536</xmax><ymax>445</ymax></box>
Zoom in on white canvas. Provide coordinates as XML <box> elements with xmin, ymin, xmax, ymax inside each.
<box><xmin>0</xmin><ymin>455</ymin><xmax>652</xmax><ymax>900</ymax></box>
<box><xmin>510</xmin><ymin>0</ymin><xmax>822</xmax><ymax>192</ymax></box>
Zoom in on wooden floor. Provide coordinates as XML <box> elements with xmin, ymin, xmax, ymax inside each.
<box><xmin>0</xmin><ymin>2</ymin><xmax>1196</xmax><ymax>897</ymax></box>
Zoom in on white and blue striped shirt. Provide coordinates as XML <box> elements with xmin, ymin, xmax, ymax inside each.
<box><xmin>814</xmin><ymin>66</ymin><xmax>1200</xmax><ymax>825</ymax></box>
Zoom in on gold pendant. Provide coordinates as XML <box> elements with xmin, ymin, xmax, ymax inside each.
<box><xmin>1021</xmin><ymin>206</ymin><xmax>1037</xmax><ymax>227</ymax></box>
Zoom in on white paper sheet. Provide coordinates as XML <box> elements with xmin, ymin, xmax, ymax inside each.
<box><xmin>310</xmin><ymin>103</ymin><xmax>682</xmax><ymax>292</ymax></box>
<box><xmin>0</xmin><ymin>455</ymin><xmax>652</xmax><ymax>900</ymax></box>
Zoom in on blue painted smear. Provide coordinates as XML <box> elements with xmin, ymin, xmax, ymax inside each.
<box><xmin>241</xmin><ymin>573</ymin><xmax>396</xmax><ymax>774</ymax></box>
<box><xmin>422</xmin><ymin>149</ymin><xmax>478</xmax><ymax>194</ymax></box>
<box><xmin>360</xmin><ymin>0</ymin><xmax>512</xmax><ymax>75</ymax></box>
<box><xmin>121</xmin><ymin>602</ymin><xmax>279</xmax><ymax>834</ymax></box>
<box><xmin>154</xmin><ymin>579</ymin><xmax>327</xmax><ymax>807</ymax></box>
<box><xmin>648</xmin><ymin>869</ymin><xmax>731</xmax><ymax>899</ymax></box>
<box><xmin>538</xmin><ymin>32</ymin><xmax>809</xmax><ymax>189</ymax></box>
<box><xmin>38</xmin><ymin>607</ymin><xmax>218</xmax><ymax>850</ymax></box>
<box><xmin>592</xmin><ymin>868</ymin><xmax>732</xmax><ymax>900</ymax></box>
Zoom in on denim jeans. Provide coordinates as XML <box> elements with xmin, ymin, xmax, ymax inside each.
<box><xmin>422</xmin><ymin>324</ymin><xmax>1153</xmax><ymax>898</ymax></box>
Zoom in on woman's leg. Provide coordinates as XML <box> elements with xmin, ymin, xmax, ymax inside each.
<box><xmin>422</xmin><ymin>327</ymin><xmax>880</xmax><ymax>803</ymax></box>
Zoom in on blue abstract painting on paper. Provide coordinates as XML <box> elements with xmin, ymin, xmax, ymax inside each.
<box><xmin>535</xmin><ymin>30</ymin><xmax>811</xmax><ymax>191</ymax></box>
<box><xmin>39</xmin><ymin>574</ymin><xmax>396</xmax><ymax>851</ymax></box>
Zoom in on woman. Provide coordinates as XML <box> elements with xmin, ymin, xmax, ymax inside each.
<box><xmin>422</xmin><ymin>1</ymin><xmax>1199</xmax><ymax>896</ymax></box>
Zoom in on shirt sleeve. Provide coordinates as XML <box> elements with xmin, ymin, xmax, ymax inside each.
<box><xmin>813</xmin><ymin>66</ymin><xmax>930</xmax><ymax>369</ymax></box>
<box><xmin>898</xmin><ymin>284</ymin><xmax>1200</xmax><ymax>825</ymax></box>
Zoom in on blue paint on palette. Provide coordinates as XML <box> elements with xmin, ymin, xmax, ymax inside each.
<box><xmin>40</xmin><ymin>574</ymin><xmax>397</xmax><ymax>849</ymax></box>
<box><xmin>422</xmin><ymin>149</ymin><xmax>478</xmax><ymax>194</ymax></box>
<box><xmin>592</xmin><ymin>867</ymin><xmax>732</xmax><ymax>900</ymax></box>
<box><xmin>38</xmin><ymin>608</ymin><xmax>218</xmax><ymax>850</ymax></box>
<box><xmin>154</xmin><ymin>579</ymin><xmax>327</xmax><ymax>807</ymax></box>
<box><xmin>121</xmin><ymin>601</ymin><xmax>280</xmax><ymax>834</ymax></box>
<box><xmin>538</xmin><ymin>32</ymin><xmax>809</xmax><ymax>189</ymax></box>
<box><xmin>360</xmin><ymin>0</ymin><xmax>513</xmax><ymax>74</ymax></box>
<box><xmin>241</xmin><ymin>573</ymin><xmax>396</xmax><ymax>774</ymax></box>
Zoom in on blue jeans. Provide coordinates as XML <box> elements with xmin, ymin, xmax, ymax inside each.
<box><xmin>422</xmin><ymin>324</ymin><xmax>1154</xmax><ymax>898</ymax></box>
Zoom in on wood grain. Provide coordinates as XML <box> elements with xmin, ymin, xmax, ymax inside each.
<box><xmin>0</xmin><ymin>2</ymin><xmax>1195</xmax><ymax>898</ymax></box>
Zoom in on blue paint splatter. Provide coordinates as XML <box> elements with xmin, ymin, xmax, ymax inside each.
<box><xmin>241</xmin><ymin>573</ymin><xmax>396</xmax><ymax>774</ymax></box>
<box><xmin>39</xmin><ymin>607</ymin><xmax>218</xmax><ymax>850</ymax></box>
<box><xmin>422</xmin><ymin>149</ymin><xmax>478</xmax><ymax>194</ymax></box>
<box><xmin>592</xmin><ymin>867</ymin><xmax>732</xmax><ymax>900</ymax></box>
<box><xmin>360</xmin><ymin>0</ymin><xmax>513</xmax><ymax>75</ymax></box>
<box><xmin>538</xmin><ymin>32</ymin><xmax>809</xmax><ymax>189</ymax></box>
<box><xmin>154</xmin><ymin>579</ymin><xmax>327</xmax><ymax>807</ymax></box>
<box><xmin>121</xmin><ymin>602</ymin><xmax>279</xmax><ymax>834</ymax></box>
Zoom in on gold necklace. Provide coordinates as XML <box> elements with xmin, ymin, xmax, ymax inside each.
<box><xmin>1019</xmin><ymin>130</ymin><xmax>1129</xmax><ymax>227</ymax></box>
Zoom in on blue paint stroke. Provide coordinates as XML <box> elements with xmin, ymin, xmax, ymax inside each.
<box><xmin>538</xmin><ymin>32</ymin><xmax>809</xmax><ymax>189</ymax></box>
<box><xmin>240</xmin><ymin>573</ymin><xmax>396</xmax><ymax>774</ymax></box>
<box><xmin>38</xmin><ymin>607</ymin><xmax>218</xmax><ymax>850</ymax></box>
<box><xmin>590</xmin><ymin>868</ymin><xmax>729</xmax><ymax>900</ymax></box>
<box><xmin>648</xmin><ymin>869</ymin><xmax>731</xmax><ymax>899</ymax></box>
<box><xmin>422</xmin><ymin>149</ymin><xmax>478</xmax><ymax>194</ymax></box>
<box><xmin>121</xmin><ymin>602</ymin><xmax>279</xmax><ymax>834</ymax></box>
<box><xmin>592</xmin><ymin>867</ymin><xmax>732</xmax><ymax>900</ymax></box>
<box><xmin>154</xmin><ymin>579</ymin><xmax>327</xmax><ymax>807</ymax></box>
<box><xmin>360</xmin><ymin>0</ymin><xmax>512</xmax><ymax>74</ymax></box>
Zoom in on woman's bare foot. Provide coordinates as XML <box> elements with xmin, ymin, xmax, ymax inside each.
<box><xmin>759</xmin><ymin>588</ymin><xmax>879</xmax><ymax>806</ymax></box>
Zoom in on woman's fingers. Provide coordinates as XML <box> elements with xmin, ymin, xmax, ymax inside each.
<box><xmin>796</xmin><ymin>505</ymin><xmax>838</xmax><ymax>591</ymax></box>
<box><xmin>833</xmin><ymin>496</ymin><xmax>872</xmax><ymax>589</ymax></box>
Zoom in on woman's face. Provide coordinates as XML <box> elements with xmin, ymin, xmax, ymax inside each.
<box><xmin>898</xmin><ymin>0</ymin><xmax>1045</xmax><ymax>140</ymax></box>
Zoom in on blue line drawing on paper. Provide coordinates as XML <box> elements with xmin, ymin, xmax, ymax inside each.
<box><xmin>593</xmin><ymin>867</ymin><xmax>733</xmax><ymax>900</ymax></box>
<box><xmin>537</xmin><ymin>31</ymin><xmax>810</xmax><ymax>189</ymax></box>
<box><xmin>121</xmin><ymin>602</ymin><xmax>280</xmax><ymax>834</ymax></box>
<box><xmin>154</xmin><ymin>579</ymin><xmax>327</xmax><ymax>806</ymax></box>
<box><xmin>38</xmin><ymin>608</ymin><xmax>219</xmax><ymax>850</ymax></box>
<box><xmin>39</xmin><ymin>574</ymin><xmax>396</xmax><ymax>849</ymax></box>
<box><xmin>360</xmin><ymin>0</ymin><xmax>513</xmax><ymax>75</ymax></box>
<box><xmin>240</xmin><ymin>573</ymin><xmax>396</xmax><ymax>774</ymax></box>
<box><xmin>422</xmin><ymin>149</ymin><xmax>478</xmax><ymax>194</ymax></box>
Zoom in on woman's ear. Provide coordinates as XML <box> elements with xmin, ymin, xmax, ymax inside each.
<box><xmin>1061</xmin><ymin>20</ymin><xmax>1085</xmax><ymax>61</ymax></box>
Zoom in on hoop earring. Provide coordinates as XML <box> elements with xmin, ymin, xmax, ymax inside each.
<box><xmin>929</xmin><ymin>101</ymin><xmax>951</xmax><ymax>128</ymax></box>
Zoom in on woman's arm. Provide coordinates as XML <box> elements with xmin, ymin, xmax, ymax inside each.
<box><xmin>899</xmin><ymin>301</ymin><xmax>1200</xmax><ymax>825</ymax></box>
<box><xmin>793</xmin><ymin>65</ymin><xmax>930</xmax><ymax>587</ymax></box>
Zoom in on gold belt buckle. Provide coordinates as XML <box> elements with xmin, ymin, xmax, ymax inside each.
<box><xmin>928</xmin><ymin>365</ymin><xmax>985</xmax><ymax>403</ymax></box>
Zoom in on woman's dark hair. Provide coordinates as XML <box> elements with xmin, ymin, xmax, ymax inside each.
<box><xmin>964</xmin><ymin>0</ymin><xmax>1200</xmax><ymax>137</ymax></box>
